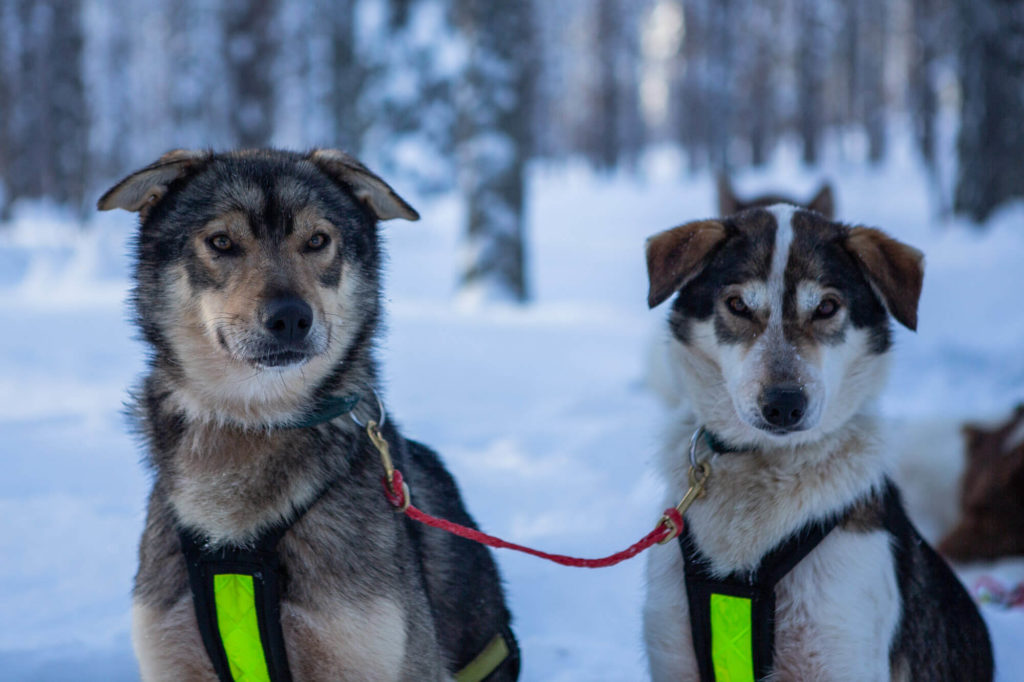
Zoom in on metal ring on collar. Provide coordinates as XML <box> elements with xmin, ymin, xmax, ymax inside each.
<box><xmin>350</xmin><ymin>387</ymin><xmax>386</xmax><ymax>429</ymax></box>
<box><xmin>688</xmin><ymin>426</ymin><xmax>706</xmax><ymax>470</ymax></box>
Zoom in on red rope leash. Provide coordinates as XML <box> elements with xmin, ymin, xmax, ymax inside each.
<box><xmin>384</xmin><ymin>469</ymin><xmax>682</xmax><ymax>568</ymax></box>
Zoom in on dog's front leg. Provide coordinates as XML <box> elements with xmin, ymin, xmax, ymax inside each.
<box><xmin>132</xmin><ymin>599</ymin><xmax>219</xmax><ymax>681</ymax></box>
<box><xmin>772</xmin><ymin>530</ymin><xmax>901</xmax><ymax>682</ymax></box>
<box><xmin>643</xmin><ymin>542</ymin><xmax>701</xmax><ymax>681</ymax></box>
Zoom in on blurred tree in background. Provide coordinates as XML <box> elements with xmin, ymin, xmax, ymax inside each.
<box><xmin>223</xmin><ymin>0</ymin><xmax>279</xmax><ymax>148</ymax></box>
<box><xmin>453</xmin><ymin>0</ymin><xmax>533</xmax><ymax>302</ymax></box>
<box><xmin>1</xmin><ymin>0</ymin><xmax>87</xmax><ymax>218</ymax></box>
<box><xmin>954</xmin><ymin>0</ymin><xmax>1024</xmax><ymax>223</ymax></box>
<box><xmin>0</xmin><ymin>0</ymin><xmax>1021</xmax><ymax>298</ymax></box>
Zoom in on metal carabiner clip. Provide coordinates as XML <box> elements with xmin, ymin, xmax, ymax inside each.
<box><xmin>350</xmin><ymin>387</ymin><xmax>386</xmax><ymax>430</ymax></box>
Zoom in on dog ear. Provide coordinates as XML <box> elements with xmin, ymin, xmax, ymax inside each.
<box><xmin>845</xmin><ymin>227</ymin><xmax>924</xmax><ymax>331</ymax></box>
<box><xmin>97</xmin><ymin>149</ymin><xmax>210</xmax><ymax>217</ymax></box>
<box><xmin>646</xmin><ymin>220</ymin><xmax>728</xmax><ymax>308</ymax></box>
<box><xmin>961</xmin><ymin>423</ymin><xmax>986</xmax><ymax>455</ymax></box>
<box><xmin>716</xmin><ymin>174</ymin><xmax>739</xmax><ymax>216</ymax></box>
<box><xmin>808</xmin><ymin>182</ymin><xmax>835</xmax><ymax>219</ymax></box>
<box><xmin>308</xmin><ymin>149</ymin><xmax>419</xmax><ymax>222</ymax></box>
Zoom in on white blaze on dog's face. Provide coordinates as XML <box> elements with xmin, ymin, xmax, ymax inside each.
<box><xmin>647</xmin><ymin>205</ymin><xmax>923</xmax><ymax>448</ymax></box>
<box><xmin>98</xmin><ymin>149</ymin><xmax>418</xmax><ymax>423</ymax></box>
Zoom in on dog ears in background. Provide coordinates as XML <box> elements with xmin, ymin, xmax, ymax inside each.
<box><xmin>940</xmin><ymin>404</ymin><xmax>1024</xmax><ymax>561</ymax></box>
<box><xmin>308</xmin><ymin>149</ymin><xmax>419</xmax><ymax>222</ymax></box>
<box><xmin>845</xmin><ymin>227</ymin><xmax>924</xmax><ymax>331</ymax></box>
<box><xmin>97</xmin><ymin>149</ymin><xmax>211</xmax><ymax>217</ymax></box>
<box><xmin>645</xmin><ymin>220</ymin><xmax>727</xmax><ymax>308</ymax></box>
<box><xmin>715</xmin><ymin>174</ymin><xmax>739</xmax><ymax>216</ymax></box>
<box><xmin>807</xmin><ymin>183</ymin><xmax>835</xmax><ymax>219</ymax></box>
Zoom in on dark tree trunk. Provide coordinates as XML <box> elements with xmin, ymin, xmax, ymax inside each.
<box><xmin>49</xmin><ymin>0</ymin><xmax>87</xmax><ymax>209</ymax></box>
<box><xmin>96</xmin><ymin>0</ymin><xmax>134</xmax><ymax>184</ymax></box>
<box><xmin>910</xmin><ymin>0</ymin><xmax>950</xmax><ymax>215</ymax></box>
<box><xmin>584</xmin><ymin>0</ymin><xmax>645</xmax><ymax>172</ymax></box>
<box><xmin>746</xmin><ymin>44</ymin><xmax>773</xmax><ymax>167</ymax></box>
<box><xmin>6</xmin><ymin>0</ymin><xmax>47</xmax><ymax>209</ymax></box>
<box><xmin>528</xmin><ymin>0</ymin><xmax>571</xmax><ymax>161</ymax></box>
<box><xmin>454</xmin><ymin>0</ymin><xmax>533</xmax><ymax>303</ymax></box>
<box><xmin>797</xmin><ymin>0</ymin><xmax>826</xmax><ymax>165</ymax></box>
<box><xmin>4</xmin><ymin>0</ymin><xmax>86</xmax><ymax>213</ymax></box>
<box><xmin>910</xmin><ymin>0</ymin><xmax>941</xmax><ymax>170</ymax></box>
<box><xmin>842</xmin><ymin>1</ymin><xmax>860</xmax><ymax>127</ymax></box>
<box><xmin>954</xmin><ymin>0</ymin><xmax>1024</xmax><ymax>223</ymax></box>
<box><xmin>591</xmin><ymin>0</ymin><xmax>620</xmax><ymax>171</ymax></box>
<box><xmin>0</xmin><ymin>0</ymin><xmax>13</xmax><ymax>219</ymax></box>
<box><xmin>323</xmin><ymin>0</ymin><xmax>365</xmax><ymax>152</ymax></box>
<box><xmin>614</xmin><ymin>1</ymin><xmax>645</xmax><ymax>172</ymax></box>
<box><xmin>738</xmin><ymin>0</ymin><xmax>780</xmax><ymax>168</ymax></box>
<box><xmin>171</xmin><ymin>0</ymin><xmax>229</xmax><ymax>148</ymax></box>
<box><xmin>862</xmin><ymin>0</ymin><xmax>887</xmax><ymax>163</ymax></box>
<box><xmin>672</xmin><ymin>0</ymin><xmax>710</xmax><ymax>171</ymax></box>
<box><xmin>223</xmin><ymin>0</ymin><xmax>279</xmax><ymax>148</ymax></box>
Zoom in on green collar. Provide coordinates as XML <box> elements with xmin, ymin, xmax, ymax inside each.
<box><xmin>288</xmin><ymin>393</ymin><xmax>360</xmax><ymax>429</ymax></box>
<box><xmin>702</xmin><ymin>429</ymin><xmax>743</xmax><ymax>455</ymax></box>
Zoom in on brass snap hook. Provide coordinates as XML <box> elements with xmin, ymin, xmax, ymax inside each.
<box><xmin>366</xmin><ymin>420</ymin><xmax>395</xmax><ymax>487</ymax></box>
<box><xmin>658</xmin><ymin>430</ymin><xmax>715</xmax><ymax>545</ymax></box>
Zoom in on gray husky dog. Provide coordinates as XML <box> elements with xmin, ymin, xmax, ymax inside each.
<box><xmin>99</xmin><ymin>149</ymin><xmax>519</xmax><ymax>681</ymax></box>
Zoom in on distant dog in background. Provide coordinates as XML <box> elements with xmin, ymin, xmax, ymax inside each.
<box><xmin>717</xmin><ymin>173</ymin><xmax>835</xmax><ymax>219</ymax></box>
<box><xmin>941</xmin><ymin>405</ymin><xmax>1024</xmax><ymax>561</ymax></box>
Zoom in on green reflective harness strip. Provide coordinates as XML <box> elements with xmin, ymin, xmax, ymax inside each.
<box><xmin>191</xmin><ymin>556</ymin><xmax>513</xmax><ymax>682</ymax></box>
<box><xmin>454</xmin><ymin>633</ymin><xmax>512</xmax><ymax>682</ymax></box>
<box><xmin>709</xmin><ymin>594</ymin><xmax>755</xmax><ymax>682</ymax></box>
<box><xmin>205</xmin><ymin>571</ymin><xmax>512</xmax><ymax>682</ymax></box>
<box><xmin>214</xmin><ymin>574</ymin><xmax>273</xmax><ymax>682</ymax></box>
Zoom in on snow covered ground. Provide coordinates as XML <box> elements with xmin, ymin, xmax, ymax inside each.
<box><xmin>2</xmin><ymin>136</ymin><xmax>1023</xmax><ymax>680</ymax></box>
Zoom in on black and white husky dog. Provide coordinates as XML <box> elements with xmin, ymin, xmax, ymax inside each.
<box><xmin>642</xmin><ymin>205</ymin><xmax>992</xmax><ymax>681</ymax></box>
<box><xmin>99</xmin><ymin>149</ymin><xmax>519</xmax><ymax>681</ymax></box>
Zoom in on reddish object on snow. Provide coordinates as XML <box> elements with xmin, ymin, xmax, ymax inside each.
<box><xmin>383</xmin><ymin>469</ymin><xmax>682</xmax><ymax>568</ymax></box>
<box><xmin>940</xmin><ymin>404</ymin><xmax>1024</xmax><ymax>561</ymax></box>
<box><xmin>973</xmin><ymin>575</ymin><xmax>1024</xmax><ymax>609</ymax></box>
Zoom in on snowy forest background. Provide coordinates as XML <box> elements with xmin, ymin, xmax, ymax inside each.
<box><xmin>2</xmin><ymin>0</ymin><xmax>1023</xmax><ymax>299</ymax></box>
<box><xmin>4</xmin><ymin>1</ymin><xmax>1024</xmax><ymax>680</ymax></box>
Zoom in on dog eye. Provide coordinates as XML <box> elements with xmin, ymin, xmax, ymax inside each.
<box><xmin>208</xmin><ymin>234</ymin><xmax>235</xmax><ymax>253</ymax></box>
<box><xmin>726</xmin><ymin>296</ymin><xmax>751</xmax><ymax>317</ymax></box>
<box><xmin>306</xmin><ymin>233</ymin><xmax>330</xmax><ymax>251</ymax></box>
<box><xmin>814</xmin><ymin>297</ymin><xmax>841</xmax><ymax>320</ymax></box>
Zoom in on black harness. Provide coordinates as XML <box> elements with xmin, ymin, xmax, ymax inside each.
<box><xmin>677</xmin><ymin>510</ymin><xmax>843</xmax><ymax>681</ymax></box>
<box><xmin>177</xmin><ymin>394</ymin><xmax>360</xmax><ymax>682</ymax></box>
<box><xmin>176</xmin><ymin>394</ymin><xmax>515</xmax><ymax>682</ymax></box>
<box><xmin>676</xmin><ymin>430</ymin><xmax>885</xmax><ymax>682</ymax></box>
<box><xmin>179</xmin><ymin>500</ymin><xmax>319</xmax><ymax>682</ymax></box>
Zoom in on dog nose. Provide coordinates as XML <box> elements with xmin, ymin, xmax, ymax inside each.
<box><xmin>760</xmin><ymin>386</ymin><xmax>808</xmax><ymax>430</ymax></box>
<box><xmin>263</xmin><ymin>296</ymin><xmax>313</xmax><ymax>343</ymax></box>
